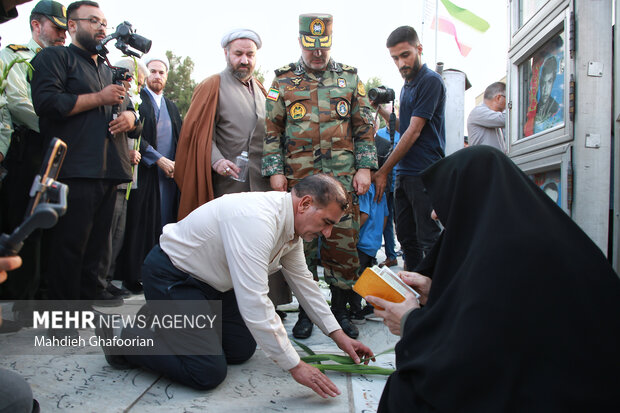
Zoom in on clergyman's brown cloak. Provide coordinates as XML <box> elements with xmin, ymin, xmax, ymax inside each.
<box><xmin>174</xmin><ymin>75</ymin><xmax>220</xmax><ymax>220</ymax></box>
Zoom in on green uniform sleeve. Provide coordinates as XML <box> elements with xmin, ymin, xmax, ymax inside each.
<box><xmin>0</xmin><ymin>49</ymin><xmax>38</xmax><ymax>132</ymax></box>
<box><xmin>350</xmin><ymin>74</ymin><xmax>378</xmax><ymax>170</ymax></box>
<box><xmin>262</xmin><ymin>77</ymin><xmax>286</xmax><ymax>176</ymax></box>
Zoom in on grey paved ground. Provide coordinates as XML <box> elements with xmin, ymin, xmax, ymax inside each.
<box><xmin>0</xmin><ymin>250</ymin><xmax>403</xmax><ymax>412</ymax></box>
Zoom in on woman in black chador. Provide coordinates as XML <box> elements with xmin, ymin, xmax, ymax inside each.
<box><xmin>368</xmin><ymin>146</ymin><xmax>620</xmax><ymax>412</ymax></box>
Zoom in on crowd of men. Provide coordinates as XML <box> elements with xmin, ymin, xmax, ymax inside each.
<box><xmin>0</xmin><ymin>0</ymin><xmax>452</xmax><ymax>403</ymax></box>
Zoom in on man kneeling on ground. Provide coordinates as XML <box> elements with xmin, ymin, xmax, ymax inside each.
<box><xmin>98</xmin><ymin>174</ymin><xmax>373</xmax><ymax>397</ymax></box>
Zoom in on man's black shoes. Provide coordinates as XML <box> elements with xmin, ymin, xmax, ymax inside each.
<box><xmin>334</xmin><ymin>311</ymin><xmax>359</xmax><ymax>339</ymax></box>
<box><xmin>93</xmin><ymin>290</ymin><xmax>124</xmax><ymax>307</ymax></box>
<box><xmin>107</xmin><ymin>283</ymin><xmax>132</xmax><ymax>298</ymax></box>
<box><xmin>95</xmin><ymin>324</ymin><xmax>134</xmax><ymax>369</ymax></box>
<box><xmin>292</xmin><ymin>309</ymin><xmax>313</xmax><ymax>339</ymax></box>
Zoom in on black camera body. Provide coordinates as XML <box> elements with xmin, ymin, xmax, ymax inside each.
<box><xmin>368</xmin><ymin>86</ymin><xmax>396</xmax><ymax>104</ymax></box>
<box><xmin>110</xmin><ymin>66</ymin><xmax>132</xmax><ymax>85</ymax></box>
<box><xmin>96</xmin><ymin>21</ymin><xmax>152</xmax><ymax>58</ymax></box>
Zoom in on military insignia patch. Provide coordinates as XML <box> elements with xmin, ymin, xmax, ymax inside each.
<box><xmin>291</xmin><ymin>78</ymin><xmax>302</xmax><ymax>86</ymax></box>
<box><xmin>338</xmin><ymin>78</ymin><xmax>346</xmax><ymax>88</ymax></box>
<box><xmin>336</xmin><ymin>100</ymin><xmax>349</xmax><ymax>117</ymax></box>
<box><xmin>267</xmin><ymin>88</ymin><xmax>280</xmax><ymax>101</ymax></box>
<box><xmin>7</xmin><ymin>44</ymin><xmax>29</xmax><ymax>52</ymax></box>
<box><xmin>290</xmin><ymin>102</ymin><xmax>307</xmax><ymax>120</ymax></box>
<box><xmin>357</xmin><ymin>81</ymin><xmax>366</xmax><ymax>97</ymax></box>
<box><xmin>310</xmin><ymin>19</ymin><xmax>325</xmax><ymax>35</ymax></box>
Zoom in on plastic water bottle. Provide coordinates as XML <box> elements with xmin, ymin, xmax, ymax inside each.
<box><xmin>231</xmin><ymin>151</ymin><xmax>249</xmax><ymax>182</ymax></box>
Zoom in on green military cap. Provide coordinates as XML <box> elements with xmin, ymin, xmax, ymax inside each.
<box><xmin>31</xmin><ymin>0</ymin><xmax>67</xmax><ymax>30</ymax></box>
<box><xmin>299</xmin><ymin>13</ymin><xmax>332</xmax><ymax>50</ymax></box>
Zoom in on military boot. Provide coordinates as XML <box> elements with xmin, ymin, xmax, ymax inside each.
<box><xmin>347</xmin><ymin>289</ymin><xmax>366</xmax><ymax>325</ymax></box>
<box><xmin>330</xmin><ymin>285</ymin><xmax>359</xmax><ymax>339</ymax></box>
<box><xmin>293</xmin><ymin>306</ymin><xmax>314</xmax><ymax>339</ymax></box>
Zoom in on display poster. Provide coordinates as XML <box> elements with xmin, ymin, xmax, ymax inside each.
<box><xmin>521</xmin><ymin>32</ymin><xmax>565</xmax><ymax>139</ymax></box>
<box><xmin>530</xmin><ymin>169</ymin><xmax>561</xmax><ymax>206</ymax></box>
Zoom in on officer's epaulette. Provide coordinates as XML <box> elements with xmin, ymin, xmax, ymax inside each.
<box><xmin>339</xmin><ymin>63</ymin><xmax>357</xmax><ymax>74</ymax></box>
<box><xmin>275</xmin><ymin>63</ymin><xmax>296</xmax><ymax>76</ymax></box>
<box><xmin>7</xmin><ymin>44</ymin><xmax>29</xmax><ymax>52</ymax></box>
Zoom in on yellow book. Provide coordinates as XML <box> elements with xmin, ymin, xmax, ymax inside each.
<box><xmin>353</xmin><ymin>265</ymin><xmax>420</xmax><ymax>310</ymax></box>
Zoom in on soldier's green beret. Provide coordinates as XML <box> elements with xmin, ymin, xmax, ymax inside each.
<box><xmin>299</xmin><ymin>13</ymin><xmax>332</xmax><ymax>50</ymax></box>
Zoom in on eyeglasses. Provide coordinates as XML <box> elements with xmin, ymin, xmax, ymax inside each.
<box><xmin>71</xmin><ymin>17</ymin><xmax>108</xmax><ymax>30</ymax></box>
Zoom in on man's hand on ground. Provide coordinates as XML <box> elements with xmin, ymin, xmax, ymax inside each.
<box><xmin>329</xmin><ymin>329</ymin><xmax>375</xmax><ymax>364</ymax></box>
<box><xmin>289</xmin><ymin>360</ymin><xmax>340</xmax><ymax>398</ymax></box>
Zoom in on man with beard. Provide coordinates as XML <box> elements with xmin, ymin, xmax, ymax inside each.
<box><xmin>29</xmin><ymin>0</ymin><xmax>137</xmax><ymax>337</ymax></box>
<box><xmin>262</xmin><ymin>14</ymin><xmax>377</xmax><ymax>339</ymax></box>
<box><xmin>114</xmin><ymin>55</ymin><xmax>182</xmax><ymax>295</ymax></box>
<box><xmin>373</xmin><ymin>25</ymin><xmax>444</xmax><ymax>272</ymax></box>
<box><xmin>0</xmin><ymin>0</ymin><xmax>66</xmax><ymax>307</ymax></box>
<box><xmin>175</xmin><ymin>28</ymin><xmax>291</xmax><ymax>312</ymax></box>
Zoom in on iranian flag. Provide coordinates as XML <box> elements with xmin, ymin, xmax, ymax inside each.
<box><xmin>427</xmin><ymin>0</ymin><xmax>490</xmax><ymax>57</ymax></box>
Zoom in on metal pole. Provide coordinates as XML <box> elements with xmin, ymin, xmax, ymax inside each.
<box><xmin>613</xmin><ymin>0</ymin><xmax>620</xmax><ymax>272</ymax></box>
<box><xmin>573</xmin><ymin>0</ymin><xmax>613</xmax><ymax>254</ymax></box>
<box><xmin>435</xmin><ymin>0</ymin><xmax>439</xmax><ymax>65</ymax></box>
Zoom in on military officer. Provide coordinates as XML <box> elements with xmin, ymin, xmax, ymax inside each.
<box><xmin>0</xmin><ymin>0</ymin><xmax>66</xmax><ymax>304</ymax></box>
<box><xmin>262</xmin><ymin>13</ymin><xmax>378</xmax><ymax>339</ymax></box>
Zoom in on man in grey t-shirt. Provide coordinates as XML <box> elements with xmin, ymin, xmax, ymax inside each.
<box><xmin>467</xmin><ymin>82</ymin><xmax>506</xmax><ymax>152</ymax></box>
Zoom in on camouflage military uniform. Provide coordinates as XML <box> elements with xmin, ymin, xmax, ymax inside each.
<box><xmin>262</xmin><ymin>58</ymin><xmax>378</xmax><ymax>288</ymax></box>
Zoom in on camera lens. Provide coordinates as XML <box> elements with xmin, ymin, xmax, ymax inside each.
<box><xmin>368</xmin><ymin>86</ymin><xmax>395</xmax><ymax>104</ymax></box>
<box><xmin>128</xmin><ymin>34</ymin><xmax>152</xmax><ymax>54</ymax></box>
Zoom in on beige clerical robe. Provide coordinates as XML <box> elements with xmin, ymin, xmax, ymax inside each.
<box><xmin>211</xmin><ymin>69</ymin><xmax>271</xmax><ymax>198</ymax></box>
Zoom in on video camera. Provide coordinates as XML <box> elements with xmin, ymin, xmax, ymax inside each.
<box><xmin>96</xmin><ymin>21</ymin><xmax>152</xmax><ymax>58</ymax></box>
<box><xmin>368</xmin><ymin>85</ymin><xmax>397</xmax><ymax>147</ymax></box>
<box><xmin>368</xmin><ymin>86</ymin><xmax>395</xmax><ymax>105</ymax></box>
<box><xmin>95</xmin><ymin>22</ymin><xmax>151</xmax><ymax>120</ymax></box>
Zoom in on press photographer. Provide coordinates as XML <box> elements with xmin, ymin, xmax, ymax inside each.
<box><xmin>29</xmin><ymin>1</ymin><xmax>145</xmax><ymax>331</ymax></box>
<box><xmin>372</xmin><ymin>25</ymin><xmax>445</xmax><ymax>273</ymax></box>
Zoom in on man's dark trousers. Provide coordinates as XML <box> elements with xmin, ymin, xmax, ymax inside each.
<box><xmin>44</xmin><ymin>178</ymin><xmax>117</xmax><ymax>302</ymax></box>
<box><xmin>122</xmin><ymin>245</ymin><xmax>256</xmax><ymax>390</ymax></box>
<box><xmin>394</xmin><ymin>175</ymin><xmax>441</xmax><ymax>270</ymax></box>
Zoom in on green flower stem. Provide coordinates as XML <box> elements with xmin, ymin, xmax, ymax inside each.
<box><xmin>125</xmin><ymin>135</ymin><xmax>141</xmax><ymax>200</ymax></box>
<box><xmin>125</xmin><ymin>56</ymin><xmax>142</xmax><ymax>201</ymax></box>
<box><xmin>309</xmin><ymin>363</ymin><xmax>394</xmax><ymax>375</ymax></box>
<box><xmin>301</xmin><ymin>354</ymin><xmax>356</xmax><ymax>364</ymax></box>
<box><xmin>292</xmin><ymin>337</ymin><xmax>395</xmax><ymax>375</ymax></box>
<box><xmin>1</xmin><ymin>58</ymin><xmax>34</xmax><ymax>95</ymax></box>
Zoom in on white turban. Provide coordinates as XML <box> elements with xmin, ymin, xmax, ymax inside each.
<box><xmin>144</xmin><ymin>54</ymin><xmax>170</xmax><ymax>71</ymax></box>
<box><xmin>221</xmin><ymin>28</ymin><xmax>262</xmax><ymax>49</ymax></box>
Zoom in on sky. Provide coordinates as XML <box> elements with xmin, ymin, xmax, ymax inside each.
<box><xmin>0</xmin><ymin>0</ymin><xmax>509</xmax><ymax>120</ymax></box>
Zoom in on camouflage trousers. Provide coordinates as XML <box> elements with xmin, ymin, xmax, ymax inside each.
<box><xmin>304</xmin><ymin>194</ymin><xmax>360</xmax><ymax>290</ymax></box>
